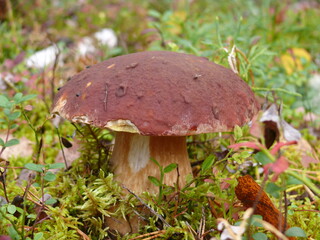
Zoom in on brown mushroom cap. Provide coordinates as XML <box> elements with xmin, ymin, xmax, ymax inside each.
<box><xmin>52</xmin><ymin>51</ymin><xmax>259</xmax><ymax>135</ymax></box>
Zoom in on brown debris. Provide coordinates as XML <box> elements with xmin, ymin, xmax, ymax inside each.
<box><xmin>235</xmin><ymin>175</ymin><xmax>289</xmax><ymax>232</ymax></box>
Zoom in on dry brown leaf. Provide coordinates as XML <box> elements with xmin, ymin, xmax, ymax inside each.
<box><xmin>235</xmin><ymin>175</ymin><xmax>295</xmax><ymax>239</ymax></box>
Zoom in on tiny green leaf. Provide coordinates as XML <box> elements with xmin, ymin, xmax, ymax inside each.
<box><xmin>148</xmin><ymin>176</ymin><xmax>161</xmax><ymax>187</ymax></box>
<box><xmin>7</xmin><ymin>111</ymin><xmax>21</xmax><ymax>121</ymax></box>
<box><xmin>47</xmin><ymin>163</ymin><xmax>65</xmax><ymax>170</ymax></box>
<box><xmin>266</xmin><ymin>182</ymin><xmax>282</xmax><ymax>198</ymax></box>
<box><xmin>234</xmin><ymin>125</ymin><xmax>243</xmax><ymax>139</ymax></box>
<box><xmin>13</xmin><ymin>92</ymin><xmax>23</xmax><ymax>103</ymax></box>
<box><xmin>287</xmin><ymin>175</ymin><xmax>303</xmax><ymax>185</ymax></box>
<box><xmin>0</xmin><ymin>138</ymin><xmax>4</xmax><ymax>146</ymax></box>
<box><xmin>150</xmin><ymin>157</ymin><xmax>160</xmax><ymax>168</ymax></box>
<box><xmin>252</xmin><ymin>232</ymin><xmax>268</xmax><ymax>240</ymax></box>
<box><xmin>10</xmin><ymin>124</ymin><xmax>19</xmax><ymax>129</ymax></box>
<box><xmin>25</xmin><ymin>163</ymin><xmax>44</xmax><ymax>172</ymax></box>
<box><xmin>251</xmin><ymin>215</ymin><xmax>264</xmax><ymax>227</ymax></box>
<box><xmin>254</xmin><ymin>151</ymin><xmax>273</xmax><ymax>165</ymax></box>
<box><xmin>8</xmin><ymin>225</ymin><xmax>20</xmax><ymax>238</ymax></box>
<box><xmin>164</xmin><ymin>163</ymin><xmax>177</xmax><ymax>173</ymax></box>
<box><xmin>4</xmin><ymin>138</ymin><xmax>19</xmax><ymax>147</ymax></box>
<box><xmin>148</xmin><ymin>9</ymin><xmax>161</xmax><ymax>18</ymax></box>
<box><xmin>7</xmin><ymin>204</ymin><xmax>17</xmax><ymax>214</ymax></box>
<box><xmin>20</xmin><ymin>94</ymin><xmax>37</xmax><ymax>103</ymax></box>
<box><xmin>0</xmin><ymin>95</ymin><xmax>10</xmax><ymax>108</ymax></box>
<box><xmin>44</xmin><ymin>171</ymin><xmax>56</xmax><ymax>182</ymax></box>
<box><xmin>285</xmin><ymin>227</ymin><xmax>307</xmax><ymax>237</ymax></box>
<box><xmin>4</xmin><ymin>108</ymin><xmax>11</xmax><ymax>117</ymax></box>
<box><xmin>201</xmin><ymin>155</ymin><xmax>215</xmax><ymax>171</ymax></box>
<box><xmin>34</xmin><ymin>232</ymin><xmax>44</xmax><ymax>240</ymax></box>
<box><xmin>27</xmin><ymin>213</ymin><xmax>37</xmax><ymax>220</ymax></box>
<box><xmin>45</xmin><ymin>198</ymin><xmax>57</xmax><ymax>205</ymax></box>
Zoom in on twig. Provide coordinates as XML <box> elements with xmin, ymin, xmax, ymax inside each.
<box><xmin>55</xmin><ymin>127</ymin><xmax>68</xmax><ymax>169</ymax></box>
<box><xmin>304</xmin><ymin>184</ymin><xmax>316</xmax><ymax>201</ymax></box>
<box><xmin>129</xmin><ymin>230</ymin><xmax>166</xmax><ymax>240</ymax></box>
<box><xmin>255</xmin><ymin>218</ymin><xmax>289</xmax><ymax>240</ymax></box>
<box><xmin>49</xmin><ymin>40</ymin><xmax>61</xmax><ymax>102</ymax></box>
<box><xmin>122</xmin><ymin>185</ymin><xmax>171</xmax><ymax>228</ymax></box>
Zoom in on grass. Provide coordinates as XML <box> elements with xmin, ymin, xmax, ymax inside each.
<box><xmin>0</xmin><ymin>0</ymin><xmax>319</xmax><ymax>239</ymax></box>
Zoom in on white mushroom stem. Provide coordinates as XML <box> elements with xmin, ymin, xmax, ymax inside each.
<box><xmin>110</xmin><ymin>132</ymin><xmax>192</xmax><ymax>194</ymax></box>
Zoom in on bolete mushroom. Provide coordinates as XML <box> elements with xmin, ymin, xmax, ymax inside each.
<box><xmin>52</xmin><ymin>51</ymin><xmax>259</xmax><ymax>194</ymax></box>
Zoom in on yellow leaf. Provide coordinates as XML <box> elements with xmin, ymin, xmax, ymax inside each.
<box><xmin>166</xmin><ymin>11</ymin><xmax>187</xmax><ymax>35</ymax></box>
<box><xmin>280</xmin><ymin>48</ymin><xmax>311</xmax><ymax>74</ymax></box>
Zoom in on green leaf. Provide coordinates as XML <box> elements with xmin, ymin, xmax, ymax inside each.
<box><xmin>252</xmin><ymin>232</ymin><xmax>268</xmax><ymax>240</ymax></box>
<box><xmin>148</xmin><ymin>176</ymin><xmax>161</xmax><ymax>187</ymax></box>
<box><xmin>201</xmin><ymin>155</ymin><xmax>215</xmax><ymax>171</ymax></box>
<box><xmin>9</xmin><ymin>124</ymin><xmax>19</xmax><ymax>129</ymax></box>
<box><xmin>234</xmin><ymin>125</ymin><xmax>243</xmax><ymax>139</ymax></box>
<box><xmin>13</xmin><ymin>92</ymin><xmax>23</xmax><ymax>103</ymax></box>
<box><xmin>27</xmin><ymin>213</ymin><xmax>37</xmax><ymax>220</ymax></box>
<box><xmin>150</xmin><ymin>157</ymin><xmax>160</xmax><ymax>168</ymax></box>
<box><xmin>7</xmin><ymin>111</ymin><xmax>21</xmax><ymax>121</ymax></box>
<box><xmin>44</xmin><ymin>171</ymin><xmax>56</xmax><ymax>182</ymax></box>
<box><xmin>266</xmin><ymin>182</ymin><xmax>282</xmax><ymax>198</ymax></box>
<box><xmin>287</xmin><ymin>175</ymin><xmax>303</xmax><ymax>185</ymax></box>
<box><xmin>34</xmin><ymin>232</ymin><xmax>44</xmax><ymax>240</ymax></box>
<box><xmin>4</xmin><ymin>138</ymin><xmax>19</xmax><ymax>147</ymax></box>
<box><xmin>0</xmin><ymin>95</ymin><xmax>10</xmax><ymax>108</ymax></box>
<box><xmin>251</xmin><ymin>215</ymin><xmax>264</xmax><ymax>227</ymax></box>
<box><xmin>33</xmin><ymin>182</ymin><xmax>41</xmax><ymax>187</ymax></box>
<box><xmin>45</xmin><ymin>198</ymin><xmax>57</xmax><ymax>205</ymax></box>
<box><xmin>8</xmin><ymin>225</ymin><xmax>20</xmax><ymax>239</ymax></box>
<box><xmin>47</xmin><ymin>163</ymin><xmax>65</xmax><ymax>170</ymax></box>
<box><xmin>7</xmin><ymin>204</ymin><xmax>17</xmax><ymax>214</ymax></box>
<box><xmin>3</xmin><ymin>108</ymin><xmax>11</xmax><ymax>117</ymax></box>
<box><xmin>254</xmin><ymin>151</ymin><xmax>273</xmax><ymax>165</ymax></box>
<box><xmin>20</xmin><ymin>94</ymin><xmax>37</xmax><ymax>103</ymax></box>
<box><xmin>164</xmin><ymin>163</ymin><xmax>177</xmax><ymax>173</ymax></box>
<box><xmin>25</xmin><ymin>163</ymin><xmax>44</xmax><ymax>172</ymax></box>
<box><xmin>285</xmin><ymin>227</ymin><xmax>307</xmax><ymax>237</ymax></box>
<box><xmin>0</xmin><ymin>138</ymin><xmax>4</xmax><ymax>146</ymax></box>
<box><xmin>148</xmin><ymin>9</ymin><xmax>161</xmax><ymax>18</ymax></box>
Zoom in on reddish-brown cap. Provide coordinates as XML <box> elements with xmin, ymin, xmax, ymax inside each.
<box><xmin>52</xmin><ymin>51</ymin><xmax>259</xmax><ymax>136</ymax></box>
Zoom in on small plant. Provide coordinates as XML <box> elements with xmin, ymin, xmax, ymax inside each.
<box><xmin>148</xmin><ymin>158</ymin><xmax>178</xmax><ymax>201</ymax></box>
<box><xmin>0</xmin><ymin>93</ymin><xmax>36</xmax><ymax>157</ymax></box>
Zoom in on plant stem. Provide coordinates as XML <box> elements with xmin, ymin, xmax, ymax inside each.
<box><xmin>0</xmin><ymin>208</ymin><xmax>22</xmax><ymax>237</ymax></box>
<box><xmin>287</xmin><ymin>170</ymin><xmax>320</xmax><ymax>197</ymax></box>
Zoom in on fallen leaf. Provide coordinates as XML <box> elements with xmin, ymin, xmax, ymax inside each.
<box><xmin>264</xmin><ymin>156</ymin><xmax>289</xmax><ymax>181</ymax></box>
<box><xmin>260</xmin><ymin>104</ymin><xmax>301</xmax><ymax>144</ymax></box>
<box><xmin>301</xmin><ymin>154</ymin><xmax>319</xmax><ymax>168</ymax></box>
<box><xmin>280</xmin><ymin>48</ymin><xmax>311</xmax><ymax>75</ymax></box>
<box><xmin>235</xmin><ymin>175</ymin><xmax>289</xmax><ymax>233</ymax></box>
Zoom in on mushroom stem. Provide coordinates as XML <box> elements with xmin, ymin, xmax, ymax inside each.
<box><xmin>110</xmin><ymin>132</ymin><xmax>192</xmax><ymax>194</ymax></box>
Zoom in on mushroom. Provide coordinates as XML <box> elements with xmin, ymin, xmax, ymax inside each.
<box><xmin>52</xmin><ymin>51</ymin><xmax>259</xmax><ymax>194</ymax></box>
